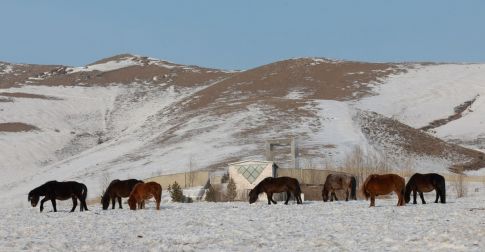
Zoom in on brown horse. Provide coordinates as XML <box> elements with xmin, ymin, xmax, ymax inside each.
<box><xmin>101</xmin><ymin>179</ymin><xmax>144</xmax><ymax>210</ymax></box>
<box><xmin>362</xmin><ymin>174</ymin><xmax>405</xmax><ymax>207</ymax></box>
<box><xmin>128</xmin><ymin>182</ymin><xmax>162</xmax><ymax>210</ymax></box>
<box><xmin>405</xmin><ymin>173</ymin><xmax>446</xmax><ymax>204</ymax></box>
<box><xmin>322</xmin><ymin>173</ymin><xmax>357</xmax><ymax>202</ymax></box>
<box><xmin>248</xmin><ymin>177</ymin><xmax>303</xmax><ymax>205</ymax></box>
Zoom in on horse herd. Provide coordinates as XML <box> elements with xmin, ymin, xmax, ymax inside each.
<box><xmin>27</xmin><ymin>172</ymin><xmax>446</xmax><ymax>212</ymax></box>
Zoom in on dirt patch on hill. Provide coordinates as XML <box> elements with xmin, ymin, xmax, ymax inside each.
<box><xmin>0</xmin><ymin>64</ymin><xmax>61</xmax><ymax>89</ymax></box>
<box><xmin>0</xmin><ymin>92</ymin><xmax>61</xmax><ymax>100</ymax></box>
<box><xmin>360</xmin><ymin>111</ymin><xmax>485</xmax><ymax>172</ymax></box>
<box><xmin>420</xmin><ymin>95</ymin><xmax>479</xmax><ymax>131</ymax></box>
<box><xmin>0</xmin><ymin>55</ymin><xmax>231</xmax><ymax>90</ymax></box>
<box><xmin>184</xmin><ymin>58</ymin><xmax>407</xmax><ymax>112</ymax></box>
<box><xmin>0</xmin><ymin>122</ymin><xmax>39</xmax><ymax>132</ymax></box>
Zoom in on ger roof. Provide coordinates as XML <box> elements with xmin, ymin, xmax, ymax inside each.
<box><xmin>228</xmin><ymin>160</ymin><xmax>274</xmax><ymax>166</ymax></box>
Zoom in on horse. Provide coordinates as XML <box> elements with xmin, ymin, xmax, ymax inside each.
<box><xmin>127</xmin><ymin>181</ymin><xmax>162</xmax><ymax>210</ymax></box>
<box><xmin>405</xmin><ymin>173</ymin><xmax>446</xmax><ymax>204</ymax></box>
<box><xmin>28</xmin><ymin>180</ymin><xmax>88</xmax><ymax>212</ymax></box>
<box><xmin>362</xmin><ymin>174</ymin><xmax>405</xmax><ymax>207</ymax></box>
<box><xmin>322</xmin><ymin>173</ymin><xmax>357</xmax><ymax>202</ymax></box>
<box><xmin>248</xmin><ymin>177</ymin><xmax>303</xmax><ymax>205</ymax></box>
<box><xmin>101</xmin><ymin>179</ymin><xmax>144</xmax><ymax>210</ymax></box>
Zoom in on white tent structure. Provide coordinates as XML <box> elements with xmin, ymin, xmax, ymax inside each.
<box><xmin>228</xmin><ymin>160</ymin><xmax>278</xmax><ymax>200</ymax></box>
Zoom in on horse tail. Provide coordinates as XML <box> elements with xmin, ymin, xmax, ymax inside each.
<box><xmin>295</xmin><ymin>178</ymin><xmax>303</xmax><ymax>204</ymax></box>
<box><xmin>81</xmin><ymin>183</ymin><xmax>89</xmax><ymax>211</ymax></box>
<box><xmin>350</xmin><ymin>176</ymin><xmax>357</xmax><ymax>200</ymax></box>
<box><xmin>439</xmin><ymin>176</ymin><xmax>446</xmax><ymax>203</ymax></box>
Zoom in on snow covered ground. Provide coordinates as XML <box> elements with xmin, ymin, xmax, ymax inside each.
<box><xmin>2</xmin><ymin>189</ymin><xmax>485</xmax><ymax>251</ymax></box>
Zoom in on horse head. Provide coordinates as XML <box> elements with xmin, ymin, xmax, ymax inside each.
<box><xmin>128</xmin><ymin>197</ymin><xmax>137</xmax><ymax>210</ymax></box>
<box><xmin>101</xmin><ymin>194</ymin><xmax>110</xmax><ymax>210</ymax></box>
<box><xmin>28</xmin><ymin>191</ymin><xmax>39</xmax><ymax>207</ymax></box>
<box><xmin>322</xmin><ymin>188</ymin><xmax>329</xmax><ymax>202</ymax></box>
<box><xmin>404</xmin><ymin>183</ymin><xmax>412</xmax><ymax>203</ymax></box>
<box><xmin>248</xmin><ymin>188</ymin><xmax>259</xmax><ymax>204</ymax></box>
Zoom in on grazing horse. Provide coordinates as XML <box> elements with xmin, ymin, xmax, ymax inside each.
<box><xmin>127</xmin><ymin>182</ymin><xmax>162</xmax><ymax>210</ymax></box>
<box><xmin>362</xmin><ymin>174</ymin><xmax>405</xmax><ymax>207</ymax></box>
<box><xmin>28</xmin><ymin>180</ymin><xmax>88</xmax><ymax>212</ymax></box>
<box><xmin>322</xmin><ymin>173</ymin><xmax>357</xmax><ymax>202</ymax></box>
<box><xmin>101</xmin><ymin>179</ymin><xmax>144</xmax><ymax>210</ymax></box>
<box><xmin>248</xmin><ymin>177</ymin><xmax>303</xmax><ymax>205</ymax></box>
<box><xmin>405</xmin><ymin>173</ymin><xmax>446</xmax><ymax>204</ymax></box>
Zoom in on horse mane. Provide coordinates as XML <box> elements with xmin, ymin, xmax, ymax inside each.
<box><xmin>30</xmin><ymin>180</ymin><xmax>57</xmax><ymax>196</ymax></box>
<box><xmin>253</xmin><ymin>177</ymin><xmax>273</xmax><ymax>194</ymax></box>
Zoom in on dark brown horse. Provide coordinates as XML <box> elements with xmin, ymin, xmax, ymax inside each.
<box><xmin>101</xmin><ymin>179</ymin><xmax>144</xmax><ymax>210</ymax></box>
<box><xmin>362</xmin><ymin>174</ymin><xmax>405</xmax><ymax>207</ymax></box>
<box><xmin>248</xmin><ymin>177</ymin><xmax>303</xmax><ymax>205</ymax></box>
<box><xmin>405</xmin><ymin>173</ymin><xmax>446</xmax><ymax>204</ymax></box>
<box><xmin>128</xmin><ymin>182</ymin><xmax>162</xmax><ymax>210</ymax></box>
<box><xmin>322</xmin><ymin>173</ymin><xmax>357</xmax><ymax>202</ymax></box>
<box><xmin>28</xmin><ymin>180</ymin><xmax>88</xmax><ymax>212</ymax></box>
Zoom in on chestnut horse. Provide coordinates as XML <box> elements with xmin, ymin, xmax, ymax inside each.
<box><xmin>322</xmin><ymin>173</ymin><xmax>357</xmax><ymax>202</ymax></box>
<box><xmin>128</xmin><ymin>182</ymin><xmax>162</xmax><ymax>210</ymax></box>
<box><xmin>405</xmin><ymin>173</ymin><xmax>446</xmax><ymax>204</ymax></box>
<box><xmin>248</xmin><ymin>177</ymin><xmax>303</xmax><ymax>205</ymax></box>
<box><xmin>362</xmin><ymin>174</ymin><xmax>405</xmax><ymax>207</ymax></box>
<box><xmin>101</xmin><ymin>179</ymin><xmax>144</xmax><ymax>210</ymax></box>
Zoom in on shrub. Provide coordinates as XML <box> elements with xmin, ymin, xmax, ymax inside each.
<box><xmin>168</xmin><ymin>181</ymin><xmax>184</xmax><ymax>202</ymax></box>
<box><xmin>205</xmin><ymin>184</ymin><xmax>217</xmax><ymax>202</ymax></box>
<box><xmin>452</xmin><ymin>173</ymin><xmax>467</xmax><ymax>198</ymax></box>
<box><xmin>226</xmin><ymin>178</ymin><xmax>237</xmax><ymax>201</ymax></box>
<box><xmin>221</xmin><ymin>173</ymin><xmax>229</xmax><ymax>183</ymax></box>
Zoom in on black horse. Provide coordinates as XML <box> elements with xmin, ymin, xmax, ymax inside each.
<box><xmin>248</xmin><ymin>177</ymin><xmax>303</xmax><ymax>205</ymax></box>
<box><xmin>101</xmin><ymin>179</ymin><xmax>143</xmax><ymax>210</ymax></box>
<box><xmin>405</xmin><ymin>173</ymin><xmax>446</xmax><ymax>204</ymax></box>
<box><xmin>28</xmin><ymin>180</ymin><xmax>89</xmax><ymax>212</ymax></box>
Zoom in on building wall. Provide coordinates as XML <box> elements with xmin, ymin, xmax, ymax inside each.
<box><xmin>228</xmin><ymin>162</ymin><xmax>274</xmax><ymax>200</ymax></box>
<box><xmin>144</xmin><ymin>171</ymin><xmax>209</xmax><ymax>189</ymax></box>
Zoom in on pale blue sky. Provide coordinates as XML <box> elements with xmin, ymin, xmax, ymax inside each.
<box><xmin>1</xmin><ymin>0</ymin><xmax>484</xmax><ymax>70</ymax></box>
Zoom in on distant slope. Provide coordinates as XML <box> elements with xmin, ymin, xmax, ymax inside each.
<box><xmin>1</xmin><ymin>55</ymin><xmax>484</xmax><ymax>207</ymax></box>
<box><xmin>356</xmin><ymin>63</ymin><xmax>485</xmax><ymax>152</ymax></box>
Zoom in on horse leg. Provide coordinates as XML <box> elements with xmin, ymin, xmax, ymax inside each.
<box><xmin>285</xmin><ymin>191</ymin><xmax>291</xmax><ymax>205</ymax></box>
<box><xmin>40</xmin><ymin>197</ymin><xmax>50</xmax><ymax>212</ymax></box>
<box><xmin>111</xmin><ymin>197</ymin><xmax>116</xmax><ymax>209</ymax></box>
<box><xmin>435</xmin><ymin>189</ymin><xmax>439</xmax><ymax>203</ymax></box>
<box><xmin>156</xmin><ymin>193</ymin><xmax>161</xmax><ymax>210</ymax></box>
<box><xmin>413</xmin><ymin>190</ymin><xmax>417</xmax><ymax>204</ymax></box>
<box><xmin>70</xmin><ymin>197</ymin><xmax>78</xmax><ymax>212</ymax></box>
<box><xmin>370</xmin><ymin>194</ymin><xmax>375</xmax><ymax>207</ymax></box>
<box><xmin>419</xmin><ymin>192</ymin><xmax>426</xmax><ymax>204</ymax></box>
<box><xmin>267</xmin><ymin>193</ymin><xmax>276</xmax><ymax>205</ymax></box>
<box><xmin>51</xmin><ymin>199</ymin><xmax>57</xmax><ymax>212</ymax></box>
<box><xmin>118</xmin><ymin>197</ymin><xmax>123</xmax><ymax>209</ymax></box>
<box><xmin>297</xmin><ymin>193</ymin><xmax>302</xmax><ymax>204</ymax></box>
<box><xmin>345</xmin><ymin>188</ymin><xmax>349</xmax><ymax>201</ymax></box>
<box><xmin>397</xmin><ymin>191</ymin><xmax>404</xmax><ymax>206</ymax></box>
<box><xmin>81</xmin><ymin>198</ymin><xmax>88</xmax><ymax>211</ymax></box>
<box><xmin>332</xmin><ymin>190</ymin><xmax>338</xmax><ymax>201</ymax></box>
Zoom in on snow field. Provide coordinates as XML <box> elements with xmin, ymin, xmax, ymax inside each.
<box><xmin>1</xmin><ymin>193</ymin><xmax>485</xmax><ymax>251</ymax></box>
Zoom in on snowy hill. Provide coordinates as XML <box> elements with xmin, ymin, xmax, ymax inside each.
<box><xmin>1</xmin><ymin>55</ymin><xmax>485</xmax><ymax>206</ymax></box>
